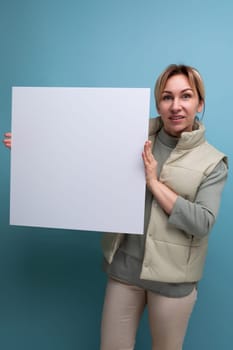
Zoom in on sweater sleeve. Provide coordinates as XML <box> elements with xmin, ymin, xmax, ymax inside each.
<box><xmin>168</xmin><ymin>160</ymin><xmax>228</xmax><ymax>237</ymax></box>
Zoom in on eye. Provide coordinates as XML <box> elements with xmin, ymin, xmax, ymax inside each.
<box><xmin>162</xmin><ymin>94</ymin><xmax>173</xmax><ymax>101</ymax></box>
<box><xmin>182</xmin><ymin>93</ymin><xmax>192</xmax><ymax>100</ymax></box>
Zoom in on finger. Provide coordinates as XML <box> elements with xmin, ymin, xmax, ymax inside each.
<box><xmin>142</xmin><ymin>151</ymin><xmax>151</xmax><ymax>169</ymax></box>
<box><xmin>144</xmin><ymin>141</ymin><xmax>153</xmax><ymax>161</ymax></box>
<box><xmin>3</xmin><ymin>140</ymin><xmax>11</xmax><ymax>148</ymax></box>
<box><xmin>142</xmin><ymin>151</ymin><xmax>147</xmax><ymax>164</ymax></box>
<box><xmin>4</xmin><ymin>132</ymin><xmax>11</xmax><ymax>138</ymax></box>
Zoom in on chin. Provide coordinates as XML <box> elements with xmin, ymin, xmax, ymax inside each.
<box><xmin>165</xmin><ymin>127</ymin><xmax>182</xmax><ymax>137</ymax></box>
<box><xmin>170</xmin><ymin>124</ymin><xmax>192</xmax><ymax>136</ymax></box>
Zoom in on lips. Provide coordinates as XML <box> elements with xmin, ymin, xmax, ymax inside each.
<box><xmin>169</xmin><ymin>115</ymin><xmax>184</xmax><ymax>120</ymax></box>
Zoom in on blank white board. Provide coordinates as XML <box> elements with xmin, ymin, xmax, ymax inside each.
<box><xmin>10</xmin><ymin>87</ymin><xmax>150</xmax><ymax>234</ymax></box>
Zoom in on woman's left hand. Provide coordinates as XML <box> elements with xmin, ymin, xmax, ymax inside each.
<box><xmin>142</xmin><ymin>140</ymin><xmax>158</xmax><ymax>190</ymax></box>
<box><xmin>3</xmin><ymin>132</ymin><xmax>12</xmax><ymax>149</ymax></box>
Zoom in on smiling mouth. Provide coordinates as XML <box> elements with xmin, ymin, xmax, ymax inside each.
<box><xmin>169</xmin><ymin>116</ymin><xmax>184</xmax><ymax>120</ymax></box>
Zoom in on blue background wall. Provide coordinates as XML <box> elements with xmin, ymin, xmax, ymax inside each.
<box><xmin>0</xmin><ymin>0</ymin><xmax>232</xmax><ymax>349</ymax></box>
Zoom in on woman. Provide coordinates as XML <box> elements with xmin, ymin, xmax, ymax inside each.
<box><xmin>101</xmin><ymin>64</ymin><xmax>228</xmax><ymax>350</ymax></box>
<box><xmin>3</xmin><ymin>64</ymin><xmax>228</xmax><ymax>350</ymax></box>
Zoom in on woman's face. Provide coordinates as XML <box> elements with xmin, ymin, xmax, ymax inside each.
<box><xmin>158</xmin><ymin>74</ymin><xmax>204</xmax><ymax>137</ymax></box>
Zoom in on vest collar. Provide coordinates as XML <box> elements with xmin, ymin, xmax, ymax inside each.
<box><xmin>149</xmin><ymin>116</ymin><xmax>206</xmax><ymax>150</ymax></box>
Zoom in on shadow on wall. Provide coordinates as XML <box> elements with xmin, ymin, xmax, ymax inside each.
<box><xmin>3</xmin><ymin>225</ymin><xmax>105</xmax><ymax>296</ymax></box>
<box><xmin>0</xmin><ymin>225</ymin><xmax>105</xmax><ymax>349</ymax></box>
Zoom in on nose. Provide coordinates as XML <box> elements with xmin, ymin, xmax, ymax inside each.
<box><xmin>171</xmin><ymin>98</ymin><xmax>181</xmax><ymax>112</ymax></box>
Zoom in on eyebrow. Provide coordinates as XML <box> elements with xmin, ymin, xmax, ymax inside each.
<box><xmin>162</xmin><ymin>88</ymin><xmax>194</xmax><ymax>94</ymax></box>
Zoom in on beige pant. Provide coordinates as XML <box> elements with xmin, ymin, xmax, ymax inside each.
<box><xmin>100</xmin><ymin>278</ymin><xmax>197</xmax><ymax>350</ymax></box>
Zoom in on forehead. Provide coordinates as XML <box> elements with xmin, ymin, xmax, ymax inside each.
<box><xmin>163</xmin><ymin>74</ymin><xmax>193</xmax><ymax>91</ymax></box>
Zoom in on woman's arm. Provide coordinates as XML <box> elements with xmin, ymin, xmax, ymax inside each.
<box><xmin>142</xmin><ymin>139</ymin><xmax>228</xmax><ymax>237</ymax></box>
<box><xmin>168</xmin><ymin>161</ymin><xmax>228</xmax><ymax>237</ymax></box>
<box><xmin>3</xmin><ymin>132</ymin><xmax>11</xmax><ymax>149</ymax></box>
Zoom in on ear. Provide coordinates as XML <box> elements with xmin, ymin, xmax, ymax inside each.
<box><xmin>197</xmin><ymin>100</ymin><xmax>204</xmax><ymax>113</ymax></box>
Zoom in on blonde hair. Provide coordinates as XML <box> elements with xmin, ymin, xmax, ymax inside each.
<box><xmin>154</xmin><ymin>64</ymin><xmax>205</xmax><ymax>111</ymax></box>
